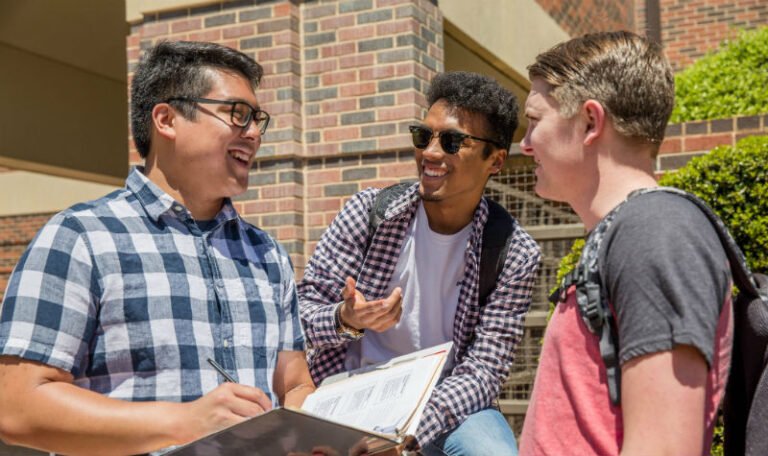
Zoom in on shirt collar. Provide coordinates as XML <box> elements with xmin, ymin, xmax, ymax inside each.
<box><xmin>126</xmin><ymin>166</ymin><xmax>239</xmax><ymax>224</ymax></box>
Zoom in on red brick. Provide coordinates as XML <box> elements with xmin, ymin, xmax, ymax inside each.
<box><xmin>379</xmin><ymin>135</ymin><xmax>414</xmax><ymax>151</ymax></box>
<box><xmin>261</xmin><ymin>101</ymin><xmax>296</xmax><ymax>115</ymax></box>
<box><xmin>339</xmin><ymin>54</ymin><xmax>375</xmax><ymax>69</ymax></box>
<box><xmin>274</xmin><ymin>3</ymin><xmax>293</xmax><ymax>17</ymax></box>
<box><xmin>127</xmin><ymin>34</ymin><xmax>140</xmax><ymax>47</ymax></box>
<box><xmin>379</xmin><ymin>105</ymin><xmax>422</xmax><ymax>121</ymax></box>
<box><xmin>278</xmin><ymin>226</ymin><xmax>302</xmax><ymax>239</ymax></box>
<box><xmin>223</xmin><ymin>24</ymin><xmax>255</xmax><ymax>39</ymax></box>
<box><xmin>339</xmin><ymin>25</ymin><xmax>376</xmax><ymax>41</ymax></box>
<box><xmin>258</xmin><ymin>46</ymin><xmax>293</xmax><ymax>62</ymax></box>
<box><xmin>243</xmin><ymin>200</ymin><xmax>277</xmax><ymax>214</ymax></box>
<box><xmin>308</xmin><ymin>198</ymin><xmax>342</xmax><ymax>212</ymax></box>
<box><xmin>320</xmin><ymin>15</ymin><xmax>355</xmax><ymax>31</ymax></box>
<box><xmin>307</xmin><ymin>115</ymin><xmax>338</xmax><ymax>129</ymax></box>
<box><xmin>307</xmin><ymin>60</ymin><xmax>338</xmax><ymax>74</ymax></box>
<box><xmin>189</xmin><ymin>29</ymin><xmax>222</xmax><ymax>42</ymax></box>
<box><xmin>278</xmin><ymin>199</ymin><xmax>303</xmax><ymax>212</ymax></box>
<box><xmin>683</xmin><ymin>134</ymin><xmax>734</xmax><ymax>152</ymax></box>
<box><xmin>307</xmin><ymin>185</ymin><xmax>324</xmax><ymax>198</ymax></box>
<box><xmin>308</xmin><ymin>213</ymin><xmax>325</xmax><ymax>226</ymax></box>
<box><xmin>172</xmin><ymin>18</ymin><xmax>201</xmax><ymax>34</ymax></box>
<box><xmin>274</xmin><ymin>30</ymin><xmax>296</xmax><ymax>46</ymax></box>
<box><xmin>321</xmin><ymin>42</ymin><xmax>356</xmax><ymax>58</ymax></box>
<box><xmin>324</xmin><ymin>127</ymin><xmax>360</xmax><ymax>142</ymax></box>
<box><xmin>261</xmin><ymin>184</ymin><xmax>302</xmax><ymax>199</ymax></box>
<box><xmin>340</xmin><ymin>82</ymin><xmax>376</xmax><ymax>97</ymax></box>
<box><xmin>308</xmin><ymin>169</ymin><xmax>342</xmax><ymax>185</ymax></box>
<box><xmin>322</xmin><ymin>70</ymin><xmax>357</xmax><ymax>86</ymax></box>
<box><xmin>262</xmin><ymin>74</ymin><xmax>295</xmax><ymax>89</ymax></box>
<box><xmin>142</xmin><ymin>22</ymin><xmax>169</xmax><ymax>38</ymax></box>
<box><xmin>658</xmin><ymin>138</ymin><xmax>682</xmax><ymax>155</ymax></box>
<box><xmin>322</xmin><ymin>99</ymin><xmax>357</xmax><ymax>113</ymax></box>
<box><xmin>376</xmin><ymin>19</ymin><xmax>418</xmax><ymax>35</ymax></box>
<box><xmin>379</xmin><ymin>162</ymin><xmax>416</xmax><ymax>178</ymax></box>
<box><xmin>360</xmin><ymin>65</ymin><xmax>395</xmax><ymax>80</ymax></box>
<box><xmin>307</xmin><ymin>144</ymin><xmax>340</xmax><ymax>156</ymax></box>
<box><xmin>397</xmin><ymin>90</ymin><xmax>427</xmax><ymax>107</ymax></box>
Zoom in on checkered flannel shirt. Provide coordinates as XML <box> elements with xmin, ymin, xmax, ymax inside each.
<box><xmin>0</xmin><ymin>167</ymin><xmax>304</xmax><ymax>404</ymax></box>
<box><xmin>298</xmin><ymin>184</ymin><xmax>541</xmax><ymax>445</ymax></box>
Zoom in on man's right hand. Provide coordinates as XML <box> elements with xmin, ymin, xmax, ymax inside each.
<box><xmin>181</xmin><ymin>382</ymin><xmax>273</xmax><ymax>443</ymax></box>
<box><xmin>339</xmin><ymin>277</ymin><xmax>403</xmax><ymax>332</ymax></box>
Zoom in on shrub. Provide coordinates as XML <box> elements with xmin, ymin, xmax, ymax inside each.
<box><xmin>658</xmin><ymin>135</ymin><xmax>768</xmax><ymax>271</ymax></box>
<box><xmin>671</xmin><ymin>26</ymin><xmax>768</xmax><ymax>123</ymax></box>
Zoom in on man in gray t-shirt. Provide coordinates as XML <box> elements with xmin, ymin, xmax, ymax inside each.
<box><xmin>518</xmin><ymin>32</ymin><xmax>733</xmax><ymax>456</ymax></box>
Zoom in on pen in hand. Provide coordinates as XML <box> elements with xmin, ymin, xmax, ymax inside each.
<box><xmin>207</xmin><ymin>357</ymin><xmax>237</xmax><ymax>383</ymax></box>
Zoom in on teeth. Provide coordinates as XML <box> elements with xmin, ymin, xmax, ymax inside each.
<box><xmin>424</xmin><ymin>168</ymin><xmax>446</xmax><ymax>177</ymax></box>
<box><xmin>229</xmin><ymin>150</ymin><xmax>249</xmax><ymax>163</ymax></box>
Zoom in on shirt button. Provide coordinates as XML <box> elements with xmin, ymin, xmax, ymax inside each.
<box><xmin>223</xmin><ymin>340</ymin><xmax>230</xmax><ymax>348</ymax></box>
<box><xmin>172</xmin><ymin>205</ymin><xmax>183</xmax><ymax>212</ymax></box>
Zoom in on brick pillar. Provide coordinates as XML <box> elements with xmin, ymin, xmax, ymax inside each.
<box><xmin>126</xmin><ymin>0</ymin><xmax>443</xmax><ymax>276</ymax></box>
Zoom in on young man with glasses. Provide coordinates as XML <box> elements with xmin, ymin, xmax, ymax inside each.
<box><xmin>299</xmin><ymin>71</ymin><xmax>541</xmax><ymax>455</ymax></box>
<box><xmin>0</xmin><ymin>41</ymin><xmax>314</xmax><ymax>455</ymax></box>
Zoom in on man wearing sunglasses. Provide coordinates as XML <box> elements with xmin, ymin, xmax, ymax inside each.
<box><xmin>0</xmin><ymin>41</ymin><xmax>314</xmax><ymax>455</ymax></box>
<box><xmin>299</xmin><ymin>72</ymin><xmax>541</xmax><ymax>455</ymax></box>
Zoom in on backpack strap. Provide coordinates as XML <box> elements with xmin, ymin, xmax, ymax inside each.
<box><xmin>549</xmin><ymin>186</ymin><xmax>761</xmax><ymax>406</ymax></box>
<box><xmin>367</xmin><ymin>184</ymin><xmax>515</xmax><ymax>307</ymax></box>
<box><xmin>478</xmin><ymin>199</ymin><xmax>516</xmax><ymax>306</ymax></box>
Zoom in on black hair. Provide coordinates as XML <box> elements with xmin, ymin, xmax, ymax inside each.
<box><xmin>426</xmin><ymin>71</ymin><xmax>519</xmax><ymax>156</ymax></box>
<box><xmin>130</xmin><ymin>40</ymin><xmax>263</xmax><ymax>158</ymax></box>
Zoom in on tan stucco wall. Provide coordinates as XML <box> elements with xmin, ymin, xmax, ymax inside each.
<box><xmin>440</xmin><ymin>0</ymin><xmax>569</xmax><ymax>84</ymax></box>
<box><xmin>0</xmin><ymin>171</ymin><xmax>119</xmax><ymax>216</ymax></box>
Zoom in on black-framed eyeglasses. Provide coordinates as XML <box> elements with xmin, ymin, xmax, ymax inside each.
<box><xmin>166</xmin><ymin>97</ymin><xmax>271</xmax><ymax>135</ymax></box>
<box><xmin>408</xmin><ymin>125</ymin><xmax>502</xmax><ymax>154</ymax></box>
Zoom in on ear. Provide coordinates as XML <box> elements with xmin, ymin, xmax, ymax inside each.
<box><xmin>582</xmin><ymin>99</ymin><xmax>606</xmax><ymax>146</ymax></box>
<box><xmin>151</xmin><ymin>102</ymin><xmax>177</xmax><ymax>141</ymax></box>
<box><xmin>489</xmin><ymin>148</ymin><xmax>507</xmax><ymax>175</ymax></box>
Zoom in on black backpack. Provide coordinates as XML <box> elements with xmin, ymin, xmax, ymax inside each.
<box><xmin>550</xmin><ymin>187</ymin><xmax>768</xmax><ymax>456</ymax></box>
<box><xmin>367</xmin><ymin>183</ymin><xmax>516</xmax><ymax>306</ymax></box>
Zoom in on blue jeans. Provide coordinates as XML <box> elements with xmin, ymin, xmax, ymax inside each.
<box><xmin>421</xmin><ymin>408</ymin><xmax>518</xmax><ymax>456</ymax></box>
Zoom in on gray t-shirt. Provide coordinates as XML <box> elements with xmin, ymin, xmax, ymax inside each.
<box><xmin>598</xmin><ymin>192</ymin><xmax>731</xmax><ymax>366</ymax></box>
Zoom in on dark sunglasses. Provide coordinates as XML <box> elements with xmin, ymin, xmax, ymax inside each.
<box><xmin>166</xmin><ymin>97</ymin><xmax>271</xmax><ymax>135</ymax></box>
<box><xmin>408</xmin><ymin>125</ymin><xmax>503</xmax><ymax>154</ymax></box>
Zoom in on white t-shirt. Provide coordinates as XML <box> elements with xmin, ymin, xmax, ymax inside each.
<box><xmin>345</xmin><ymin>202</ymin><xmax>471</xmax><ymax>370</ymax></box>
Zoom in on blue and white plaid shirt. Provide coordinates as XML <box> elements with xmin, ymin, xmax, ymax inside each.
<box><xmin>0</xmin><ymin>167</ymin><xmax>304</xmax><ymax>405</ymax></box>
<box><xmin>299</xmin><ymin>184</ymin><xmax>541</xmax><ymax>445</ymax></box>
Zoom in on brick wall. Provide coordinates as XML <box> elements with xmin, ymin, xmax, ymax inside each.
<box><xmin>656</xmin><ymin>113</ymin><xmax>768</xmax><ymax>172</ymax></box>
<box><xmin>534</xmin><ymin>0</ymin><xmax>635</xmax><ymax>37</ymax></box>
<box><xmin>127</xmin><ymin>0</ymin><xmax>441</xmax><ymax>275</ymax></box>
<box><xmin>660</xmin><ymin>0</ymin><xmax>768</xmax><ymax>72</ymax></box>
<box><xmin>0</xmin><ymin>213</ymin><xmax>54</xmax><ymax>300</ymax></box>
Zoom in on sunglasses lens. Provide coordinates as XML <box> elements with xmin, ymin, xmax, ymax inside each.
<box><xmin>410</xmin><ymin>126</ymin><xmax>431</xmax><ymax>149</ymax></box>
<box><xmin>440</xmin><ymin>132</ymin><xmax>463</xmax><ymax>154</ymax></box>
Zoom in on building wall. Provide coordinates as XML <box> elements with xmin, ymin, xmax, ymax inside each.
<box><xmin>533</xmin><ymin>0</ymin><xmax>635</xmax><ymax>37</ymax></box>
<box><xmin>660</xmin><ymin>0</ymin><xmax>768</xmax><ymax>71</ymax></box>
<box><xmin>0</xmin><ymin>213</ymin><xmax>55</xmax><ymax>299</ymax></box>
<box><xmin>126</xmin><ymin>0</ymin><xmax>441</xmax><ymax>275</ymax></box>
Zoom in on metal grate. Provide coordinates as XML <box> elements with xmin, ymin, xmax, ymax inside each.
<box><xmin>485</xmin><ymin>160</ymin><xmax>579</xmax><ymax>227</ymax></box>
<box><xmin>485</xmin><ymin>157</ymin><xmax>585</xmax><ymax>436</ymax></box>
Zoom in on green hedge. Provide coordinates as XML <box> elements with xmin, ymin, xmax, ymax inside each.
<box><xmin>671</xmin><ymin>26</ymin><xmax>768</xmax><ymax>123</ymax></box>
<box><xmin>658</xmin><ymin>135</ymin><xmax>768</xmax><ymax>271</ymax></box>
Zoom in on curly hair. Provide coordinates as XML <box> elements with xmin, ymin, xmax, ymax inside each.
<box><xmin>528</xmin><ymin>31</ymin><xmax>674</xmax><ymax>149</ymax></box>
<box><xmin>427</xmin><ymin>71</ymin><xmax>519</xmax><ymax>156</ymax></box>
<box><xmin>130</xmin><ymin>41</ymin><xmax>263</xmax><ymax>158</ymax></box>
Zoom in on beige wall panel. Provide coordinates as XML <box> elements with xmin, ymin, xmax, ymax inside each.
<box><xmin>440</xmin><ymin>0</ymin><xmax>569</xmax><ymax>82</ymax></box>
<box><xmin>0</xmin><ymin>43</ymin><xmax>128</xmax><ymax>182</ymax></box>
<box><xmin>0</xmin><ymin>171</ymin><xmax>118</xmax><ymax>216</ymax></box>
